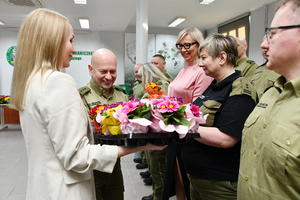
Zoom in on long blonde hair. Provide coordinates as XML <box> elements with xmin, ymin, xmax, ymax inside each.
<box><xmin>10</xmin><ymin>8</ymin><xmax>69</xmax><ymax>111</ymax></box>
<box><xmin>139</xmin><ymin>63</ymin><xmax>170</xmax><ymax>88</ymax></box>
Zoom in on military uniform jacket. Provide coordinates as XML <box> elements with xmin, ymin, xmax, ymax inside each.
<box><xmin>162</xmin><ymin>70</ymin><xmax>174</xmax><ymax>82</ymax></box>
<box><xmin>250</xmin><ymin>62</ymin><xmax>280</xmax><ymax>99</ymax></box>
<box><xmin>132</xmin><ymin>80</ymin><xmax>144</xmax><ymax>100</ymax></box>
<box><xmin>238</xmin><ymin>75</ymin><xmax>300</xmax><ymax>200</ymax></box>
<box><xmin>182</xmin><ymin>71</ymin><xmax>257</xmax><ymax>181</ymax></box>
<box><xmin>79</xmin><ymin>80</ymin><xmax>128</xmax><ymax>112</ymax></box>
<box><xmin>235</xmin><ymin>57</ymin><xmax>259</xmax><ymax>82</ymax></box>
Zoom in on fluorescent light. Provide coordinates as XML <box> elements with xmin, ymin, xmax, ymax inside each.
<box><xmin>74</xmin><ymin>0</ymin><xmax>86</xmax><ymax>4</ymax></box>
<box><xmin>168</xmin><ymin>17</ymin><xmax>186</xmax><ymax>27</ymax></box>
<box><xmin>0</xmin><ymin>19</ymin><xmax>4</xmax><ymax>25</ymax></box>
<box><xmin>200</xmin><ymin>0</ymin><xmax>215</xmax><ymax>4</ymax></box>
<box><xmin>79</xmin><ymin>18</ymin><xmax>89</xmax><ymax>29</ymax></box>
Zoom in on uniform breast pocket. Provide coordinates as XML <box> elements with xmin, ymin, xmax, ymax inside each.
<box><xmin>200</xmin><ymin>100</ymin><xmax>221</xmax><ymax>127</ymax></box>
<box><xmin>263</xmin><ymin>123</ymin><xmax>300</xmax><ymax>187</ymax></box>
<box><xmin>240</xmin><ymin>113</ymin><xmax>260</xmax><ymax>155</ymax></box>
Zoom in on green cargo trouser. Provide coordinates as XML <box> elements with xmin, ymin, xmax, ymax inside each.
<box><xmin>189</xmin><ymin>175</ymin><xmax>237</xmax><ymax>200</ymax></box>
<box><xmin>148</xmin><ymin>148</ymin><xmax>167</xmax><ymax>200</ymax></box>
<box><xmin>94</xmin><ymin>158</ymin><xmax>124</xmax><ymax>200</ymax></box>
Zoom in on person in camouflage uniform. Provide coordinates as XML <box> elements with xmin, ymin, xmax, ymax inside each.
<box><xmin>235</xmin><ymin>37</ymin><xmax>259</xmax><ymax>81</ymax></box>
<box><xmin>151</xmin><ymin>54</ymin><xmax>174</xmax><ymax>82</ymax></box>
<box><xmin>79</xmin><ymin>48</ymin><xmax>128</xmax><ymax>200</ymax></box>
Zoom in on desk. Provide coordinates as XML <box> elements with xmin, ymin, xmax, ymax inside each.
<box><xmin>0</xmin><ymin>104</ymin><xmax>8</xmax><ymax>130</ymax></box>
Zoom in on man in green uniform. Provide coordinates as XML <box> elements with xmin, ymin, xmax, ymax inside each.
<box><xmin>79</xmin><ymin>48</ymin><xmax>128</xmax><ymax>200</ymax></box>
<box><xmin>132</xmin><ymin>63</ymin><xmax>149</xmax><ymax>169</ymax></box>
<box><xmin>133</xmin><ymin>63</ymin><xmax>145</xmax><ymax>102</ymax></box>
<box><xmin>235</xmin><ymin>37</ymin><xmax>259</xmax><ymax>81</ymax></box>
<box><xmin>151</xmin><ymin>54</ymin><xmax>174</xmax><ymax>82</ymax></box>
<box><xmin>250</xmin><ymin>36</ymin><xmax>280</xmax><ymax>99</ymax></box>
<box><xmin>238</xmin><ymin>1</ymin><xmax>300</xmax><ymax>199</ymax></box>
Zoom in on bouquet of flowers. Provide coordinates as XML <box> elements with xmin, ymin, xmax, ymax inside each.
<box><xmin>113</xmin><ymin>99</ymin><xmax>153</xmax><ymax>134</ymax></box>
<box><xmin>88</xmin><ymin>82</ymin><xmax>207</xmax><ymax>137</ymax></box>
<box><xmin>150</xmin><ymin>95</ymin><xmax>207</xmax><ymax>138</ymax></box>
<box><xmin>144</xmin><ymin>82</ymin><xmax>164</xmax><ymax>100</ymax></box>
<box><xmin>0</xmin><ymin>95</ymin><xmax>10</xmax><ymax>104</ymax></box>
<box><xmin>88</xmin><ymin>102</ymin><xmax>123</xmax><ymax>135</ymax></box>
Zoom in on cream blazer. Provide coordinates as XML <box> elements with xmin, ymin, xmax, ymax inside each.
<box><xmin>20</xmin><ymin>70</ymin><xmax>118</xmax><ymax>200</ymax></box>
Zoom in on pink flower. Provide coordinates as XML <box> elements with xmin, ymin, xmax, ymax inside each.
<box><xmin>120</xmin><ymin>101</ymin><xmax>139</xmax><ymax>114</ymax></box>
<box><xmin>190</xmin><ymin>104</ymin><xmax>201</xmax><ymax>117</ymax></box>
<box><xmin>157</xmin><ymin>97</ymin><xmax>179</xmax><ymax>113</ymax></box>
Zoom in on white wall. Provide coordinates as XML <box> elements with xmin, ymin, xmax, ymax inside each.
<box><xmin>65</xmin><ymin>31</ymin><xmax>125</xmax><ymax>88</ymax></box>
<box><xmin>0</xmin><ymin>29</ymin><xmax>125</xmax><ymax>95</ymax></box>
<box><xmin>0</xmin><ymin>28</ymin><xmax>18</xmax><ymax>95</ymax></box>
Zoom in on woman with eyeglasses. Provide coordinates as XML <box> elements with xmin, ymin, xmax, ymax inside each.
<box><xmin>162</xmin><ymin>27</ymin><xmax>213</xmax><ymax>200</ymax></box>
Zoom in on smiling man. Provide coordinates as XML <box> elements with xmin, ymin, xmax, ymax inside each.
<box><xmin>78</xmin><ymin>48</ymin><xmax>128</xmax><ymax>200</ymax></box>
<box><xmin>79</xmin><ymin>48</ymin><xmax>128</xmax><ymax>112</ymax></box>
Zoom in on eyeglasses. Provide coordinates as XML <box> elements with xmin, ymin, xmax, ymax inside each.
<box><xmin>175</xmin><ymin>42</ymin><xmax>197</xmax><ymax>50</ymax></box>
<box><xmin>265</xmin><ymin>25</ymin><xmax>300</xmax><ymax>41</ymax></box>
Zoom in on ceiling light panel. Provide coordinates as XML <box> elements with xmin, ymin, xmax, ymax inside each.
<box><xmin>200</xmin><ymin>0</ymin><xmax>215</xmax><ymax>4</ymax></box>
<box><xmin>74</xmin><ymin>0</ymin><xmax>86</xmax><ymax>4</ymax></box>
<box><xmin>79</xmin><ymin>18</ymin><xmax>89</xmax><ymax>29</ymax></box>
<box><xmin>168</xmin><ymin>17</ymin><xmax>186</xmax><ymax>27</ymax></box>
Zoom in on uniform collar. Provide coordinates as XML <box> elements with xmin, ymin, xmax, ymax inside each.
<box><xmin>89</xmin><ymin>79</ymin><xmax>113</xmax><ymax>97</ymax></box>
<box><xmin>277</xmin><ymin>76</ymin><xmax>300</xmax><ymax>98</ymax></box>
<box><xmin>236</xmin><ymin>57</ymin><xmax>248</xmax><ymax>66</ymax></box>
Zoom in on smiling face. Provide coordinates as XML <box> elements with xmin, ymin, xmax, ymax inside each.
<box><xmin>89</xmin><ymin>49</ymin><xmax>117</xmax><ymax>93</ymax></box>
<box><xmin>178</xmin><ymin>34</ymin><xmax>199</xmax><ymax>63</ymax></box>
<box><xmin>62</xmin><ymin>24</ymin><xmax>76</xmax><ymax>68</ymax></box>
<box><xmin>261</xmin><ymin>1</ymin><xmax>300</xmax><ymax>80</ymax></box>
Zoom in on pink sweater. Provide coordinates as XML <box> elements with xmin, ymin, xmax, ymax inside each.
<box><xmin>168</xmin><ymin>62</ymin><xmax>213</xmax><ymax>104</ymax></box>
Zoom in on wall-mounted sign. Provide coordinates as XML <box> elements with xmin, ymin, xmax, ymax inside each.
<box><xmin>71</xmin><ymin>51</ymin><xmax>93</xmax><ymax>61</ymax></box>
<box><xmin>6</xmin><ymin>46</ymin><xmax>17</xmax><ymax>66</ymax></box>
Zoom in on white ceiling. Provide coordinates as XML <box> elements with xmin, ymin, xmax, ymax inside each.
<box><xmin>0</xmin><ymin>0</ymin><xmax>278</xmax><ymax>33</ymax></box>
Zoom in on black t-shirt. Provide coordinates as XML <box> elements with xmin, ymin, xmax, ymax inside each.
<box><xmin>181</xmin><ymin>71</ymin><xmax>257</xmax><ymax>181</ymax></box>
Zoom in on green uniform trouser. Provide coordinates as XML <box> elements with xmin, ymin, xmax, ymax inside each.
<box><xmin>140</xmin><ymin>150</ymin><xmax>148</xmax><ymax>164</ymax></box>
<box><xmin>188</xmin><ymin>175</ymin><xmax>237</xmax><ymax>200</ymax></box>
<box><xmin>147</xmin><ymin>148</ymin><xmax>167</xmax><ymax>200</ymax></box>
<box><xmin>94</xmin><ymin>158</ymin><xmax>124</xmax><ymax>200</ymax></box>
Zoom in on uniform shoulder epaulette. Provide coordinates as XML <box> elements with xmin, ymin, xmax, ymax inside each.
<box><xmin>246</xmin><ymin>59</ymin><xmax>255</xmax><ymax>64</ymax></box>
<box><xmin>230</xmin><ymin>77</ymin><xmax>257</xmax><ymax>102</ymax></box>
<box><xmin>114</xmin><ymin>85</ymin><xmax>127</xmax><ymax>94</ymax></box>
<box><xmin>78</xmin><ymin>86</ymin><xmax>90</xmax><ymax>97</ymax></box>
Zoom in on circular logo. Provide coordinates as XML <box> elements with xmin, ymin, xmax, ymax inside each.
<box><xmin>6</xmin><ymin>46</ymin><xmax>17</xmax><ymax>66</ymax></box>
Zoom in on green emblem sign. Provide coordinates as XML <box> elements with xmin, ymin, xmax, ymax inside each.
<box><xmin>6</xmin><ymin>46</ymin><xmax>17</xmax><ymax>66</ymax></box>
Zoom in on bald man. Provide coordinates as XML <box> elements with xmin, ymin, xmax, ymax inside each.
<box><xmin>79</xmin><ymin>48</ymin><xmax>128</xmax><ymax>112</ymax></box>
<box><xmin>235</xmin><ymin>37</ymin><xmax>258</xmax><ymax>81</ymax></box>
<box><xmin>79</xmin><ymin>48</ymin><xmax>128</xmax><ymax>200</ymax></box>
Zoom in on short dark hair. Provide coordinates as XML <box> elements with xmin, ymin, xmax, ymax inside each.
<box><xmin>152</xmin><ymin>54</ymin><xmax>165</xmax><ymax>61</ymax></box>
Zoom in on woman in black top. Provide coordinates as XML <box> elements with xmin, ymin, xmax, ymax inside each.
<box><xmin>181</xmin><ymin>34</ymin><xmax>257</xmax><ymax>200</ymax></box>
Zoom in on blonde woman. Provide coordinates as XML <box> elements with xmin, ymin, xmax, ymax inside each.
<box><xmin>139</xmin><ymin>62</ymin><xmax>170</xmax><ymax>99</ymax></box>
<box><xmin>138</xmin><ymin>62</ymin><xmax>170</xmax><ymax>200</ymax></box>
<box><xmin>162</xmin><ymin>27</ymin><xmax>213</xmax><ymax>200</ymax></box>
<box><xmin>10</xmin><ymin>8</ymin><xmax>165</xmax><ymax>200</ymax></box>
